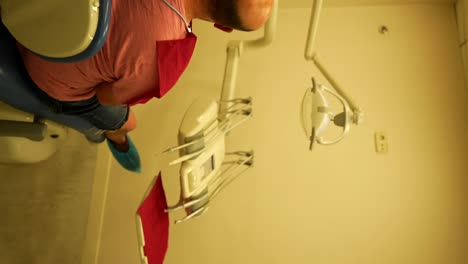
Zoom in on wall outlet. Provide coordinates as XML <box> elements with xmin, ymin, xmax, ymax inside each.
<box><xmin>375</xmin><ymin>132</ymin><xmax>388</xmax><ymax>154</ymax></box>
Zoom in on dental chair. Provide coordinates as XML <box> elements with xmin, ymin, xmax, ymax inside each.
<box><xmin>0</xmin><ymin>0</ymin><xmax>112</xmax><ymax>163</ymax></box>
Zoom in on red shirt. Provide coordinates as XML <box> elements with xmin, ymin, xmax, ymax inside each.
<box><xmin>18</xmin><ymin>0</ymin><xmax>187</xmax><ymax>104</ymax></box>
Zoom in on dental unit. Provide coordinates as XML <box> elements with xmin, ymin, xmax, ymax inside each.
<box><xmin>162</xmin><ymin>0</ymin><xmax>279</xmax><ymax>224</ymax></box>
<box><xmin>302</xmin><ymin>0</ymin><xmax>364</xmax><ymax>150</ymax></box>
<box><xmin>164</xmin><ymin>98</ymin><xmax>254</xmax><ymax>224</ymax></box>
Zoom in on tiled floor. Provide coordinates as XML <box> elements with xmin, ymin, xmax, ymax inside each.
<box><xmin>0</xmin><ymin>130</ymin><xmax>98</xmax><ymax>264</ymax></box>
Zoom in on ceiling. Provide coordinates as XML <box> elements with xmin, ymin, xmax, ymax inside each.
<box><xmin>279</xmin><ymin>0</ymin><xmax>456</xmax><ymax>8</ymax></box>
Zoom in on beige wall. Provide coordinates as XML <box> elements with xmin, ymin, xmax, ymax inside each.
<box><xmin>97</xmin><ymin>4</ymin><xmax>468</xmax><ymax>264</ymax></box>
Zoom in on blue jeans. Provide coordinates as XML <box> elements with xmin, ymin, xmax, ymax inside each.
<box><xmin>36</xmin><ymin>89</ymin><xmax>129</xmax><ymax>131</ymax></box>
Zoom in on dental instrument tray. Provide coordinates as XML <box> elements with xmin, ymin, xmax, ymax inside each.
<box><xmin>163</xmin><ymin>97</ymin><xmax>254</xmax><ymax>224</ymax></box>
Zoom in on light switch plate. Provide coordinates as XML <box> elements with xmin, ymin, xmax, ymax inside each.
<box><xmin>375</xmin><ymin>132</ymin><xmax>388</xmax><ymax>154</ymax></box>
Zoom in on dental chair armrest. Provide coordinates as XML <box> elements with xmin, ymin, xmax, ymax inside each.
<box><xmin>0</xmin><ymin>120</ymin><xmax>46</xmax><ymax>141</ymax></box>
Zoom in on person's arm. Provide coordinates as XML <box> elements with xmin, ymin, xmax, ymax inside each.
<box><xmin>95</xmin><ymin>82</ymin><xmax>121</xmax><ymax>105</ymax></box>
<box><xmin>96</xmin><ymin>62</ymin><xmax>157</xmax><ymax>105</ymax></box>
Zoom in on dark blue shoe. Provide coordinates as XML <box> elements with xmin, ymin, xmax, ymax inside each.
<box><xmin>107</xmin><ymin>135</ymin><xmax>141</xmax><ymax>173</ymax></box>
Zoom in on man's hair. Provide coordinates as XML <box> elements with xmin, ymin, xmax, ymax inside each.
<box><xmin>210</xmin><ymin>0</ymin><xmax>252</xmax><ymax>31</ymax></box>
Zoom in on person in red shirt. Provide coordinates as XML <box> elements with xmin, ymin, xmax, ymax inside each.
<box><xmin>17</xmin><ymin>0</ymin><xmax>273</xmax><ymax>172</ymax></box>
